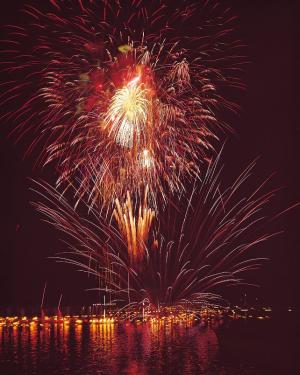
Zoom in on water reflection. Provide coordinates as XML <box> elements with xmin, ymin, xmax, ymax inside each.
<box><xmin>0</xmin><ymin>321</ymin><xmax>220</xmax><ymax>375</ymax></box>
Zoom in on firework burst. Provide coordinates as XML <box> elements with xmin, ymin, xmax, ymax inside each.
<box><xmin>1</xmin><ymin>0</ymin><xmax>244</xmax><ymax>208</ymax></box>
<box><xmin>32</xmin><ymin>154</ymin><xmax>278</xmax><ymax>312</ymax></box>
<box><xmin>4</xmin><ymin>0</ymin><xmax>288</xmax><ymax>318</ymax></box>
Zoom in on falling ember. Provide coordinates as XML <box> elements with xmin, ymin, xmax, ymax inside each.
<box><xmin>113</xmin><ymin>188</ymin><xmax>155</xmax><ymax>264</ymax></box>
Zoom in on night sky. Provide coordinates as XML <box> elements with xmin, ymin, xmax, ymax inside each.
<box><xmin>0</xmin><ymin>0</ymin><xmax>298</xmax><ymax>311</ymax></box>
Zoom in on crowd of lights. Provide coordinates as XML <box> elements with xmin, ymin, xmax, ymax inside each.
<box><xmin>0</xmin><ymin>304</ymin><xmax>286</xmax><ymax>328</ymax></box>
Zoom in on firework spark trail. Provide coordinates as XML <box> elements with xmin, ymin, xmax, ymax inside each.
<box><xmin>1</xmin><ymin>0</ymin><xmax>245</xmax><ymax>208</ymax></box>
<box><xmin>32</xmin><ymin>154</ymin><xmax>279</xmax><ymax>311</ymax></box>
<box><xmin>113</xmin><ymin>187</ymin><xmax>155</xmax><ymax>265</ymax></box>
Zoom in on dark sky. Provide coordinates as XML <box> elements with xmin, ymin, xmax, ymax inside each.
<box><xmin>0</xmin><ymin>0</ymin><xmax>299</xmax><ymax>311</ymax></box>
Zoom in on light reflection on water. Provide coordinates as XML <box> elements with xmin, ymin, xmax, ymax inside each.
<box><xmin>0</xmin><ymin>321</ymin><xmax>221</xmax><ymax>375</ymax></box>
